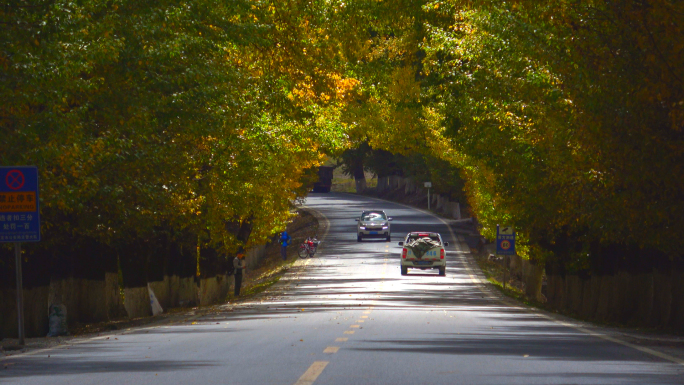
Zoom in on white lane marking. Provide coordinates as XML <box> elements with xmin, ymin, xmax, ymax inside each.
<box><xmin>539</xmin><ymin>314</ymin><xmax>684</xmax><ymax>366</ymax></box>
<box><xmin>294</xmin><ymin>361</ymin><xmax>329</xmax><ymax>385</ymax></box>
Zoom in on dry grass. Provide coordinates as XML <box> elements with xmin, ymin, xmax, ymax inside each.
<box><xmin>331</xmin><ymin>167</ymin><xmax>377</xmax><ymax>192</ymax></box>
<box><xmin>473</xmin><ymin>254</ymin><xmax>526</xmax><ymax>296</ymax></box>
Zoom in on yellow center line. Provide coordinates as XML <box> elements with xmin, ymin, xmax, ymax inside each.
<box><xmin>323</xmin><ymin>346</ymin><xmax>340</xmax><ymax>353</ymax></box>
<box><xmin>357</xmin><ymin>320</ymin><xmax>365</xmax><ymax>323</ymax></box>
<box><xmin>344</xmin><ymin>331</ymin><xmax>355</xmax><ymax>334</ymax></box>
<box><xmin>293</xmin><ymin>361</ymin><xmax>329</xmax><ymax>385</ymax></box>
<box><xmin>350</xmin><ymin>325</ymin><xmax>360</xmax><ymax>328</ymax></box>
<box><xmin>335</xmin><ymin>338</ymin><xmax>348</xmax><ymax>342</ymax></box>
<box><xmin>361</xmin><ymin>316</ymin><xmax>368</xmax><ymax>318</ymax></box>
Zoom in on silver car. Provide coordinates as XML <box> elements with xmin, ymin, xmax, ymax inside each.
<box><xmin>355</xmin><ymin>210</ymin><xmax>392</xmax><ymax>242</ymax></box>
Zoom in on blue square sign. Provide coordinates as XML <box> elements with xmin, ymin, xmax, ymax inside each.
<box><xmin>496</xmin><ymin>225</ymin><xmax>515</xmax><ymax>255</ymax></box>
<box><xmin>0</xmin><ymin>166</ymin><xmax>40</xmax><ymax>242</ymax></box>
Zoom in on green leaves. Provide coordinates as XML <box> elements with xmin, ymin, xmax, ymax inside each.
<box><xmin>1</xmin><ymin>0</ymin><xmax>358</xmax><ymax>252</ymax></box>
<box><xmin>338</xmin><ymin>0</ymin><xmax>684</xmax><ymax>263</ymax></box>
<box><xmin>5</xmin><ymin>0</ymin><xmax>682</xmax><ymax>264</ymax></box>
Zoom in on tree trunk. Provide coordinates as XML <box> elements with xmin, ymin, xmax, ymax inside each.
<box><xmin>523</xmin><ymin>259</ymin><xmax>544</xmax><ymax>302</ymax></box>
<box><xmin>355</xmin><ymin>178</ymin><xmax>367</xmax><ymax>192</ymax></box>
<box><xmin>353</xmin><ymin>163</ymin><xmax>366</xmax><ymax>193</ymax></box>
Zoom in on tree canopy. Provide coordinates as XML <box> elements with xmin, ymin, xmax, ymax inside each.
<box><xmin>3</xmin><ymin>0</ymin><xmax>683</xmax><ymax>265</ymax></box>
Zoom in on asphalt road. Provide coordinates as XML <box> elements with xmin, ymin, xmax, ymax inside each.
<box><xmin>2</xmin><ymin>193</ymin><xmax>684</xmax><ymax>384</ymax></box>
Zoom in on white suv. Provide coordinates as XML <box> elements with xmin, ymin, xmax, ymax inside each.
<box><xmin>355</xmin><ymin>210</ymin><xmax>392</xmax><ymax>242</ymax></box>
<box><xmin>398</xmin><ymin>232</ymin><xmax>449</xmax><ymax>276</ymax></box>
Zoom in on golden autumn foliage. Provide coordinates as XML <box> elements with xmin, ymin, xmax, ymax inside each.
<box><xmin>2</xmin><ymin>0</ymin><xmax>683</xmax><ymax>267</ymax></box>
<box><xmin>0</xmin><ymin>0</ymin><xmax>356</xmax><ymax>253</ymax></box>
<box><xmin>339</xmin><ymin>0</ymin><xmax>684</xmax><ymax>263</ymax></box>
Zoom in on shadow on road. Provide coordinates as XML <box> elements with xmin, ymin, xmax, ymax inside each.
<box><xmin>4</xmin><ymin>193</ymin><xmax>679</xmax><ymax>383</ymax></box>
<box><xmin>1</xmin><ymin>358</ymin><xmax>215</xmax><ymax>378</ymax></box>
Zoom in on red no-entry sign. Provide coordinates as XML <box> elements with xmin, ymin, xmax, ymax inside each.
<box><xmin>5</xmin><ymin>170</ymin><xmax>25</xmax><ymax>190</ymax></box>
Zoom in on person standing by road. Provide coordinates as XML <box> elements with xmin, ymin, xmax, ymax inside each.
<box><xmin>233</xmin><ymin>253</ymin><xmax>246</xmax><ymax>297</ymax></box>
<box><xmin>280</xmin><ymin>231</ymin><xmax>291</xmax><ymax>261</ymax></box>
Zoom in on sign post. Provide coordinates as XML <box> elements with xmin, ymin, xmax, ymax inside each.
<box><xmin>424</xmin><ymin>182</ymin><xmax>432</xmax><ymax>210</ymax></box>
<box><xmin>496</xmin><ymin>225</ymin><xmax>515</xmax><ymax>291</ymax></box>
<box><xmin>14</xmin><ymin>242</ymin><xmax>23</xmax><ymax>346</ymax></box>
<box><xmin>1</xmin><ymin>166</ymin><xmax>40</xmax><ymax>347</ymax></box>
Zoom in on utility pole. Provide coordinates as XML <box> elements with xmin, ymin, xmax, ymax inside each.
<box><xmin>15</xmin><ymin>243</ymin><xmax>24</xmax><ymax>346</ymax></box>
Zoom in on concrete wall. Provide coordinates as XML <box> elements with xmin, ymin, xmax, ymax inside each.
<box><xmin>546</xmin><ymin>270</ymin><xmax>684</xmax><ymax>331</ymax></box>
<box><xmin>1</xmin><ymin>241</ymin><xmax>270</xmax><ymax>337</ymax></box>
<box><xmin>377</xmin><ymin>176</ymin><xmax>390</xmax><ymax>193</ymax></box>
<box><xmin>246</xmin><ymin>245</ymin><xmax>267</xmax><ymax>270</ymax></box>
<box><xmin>150</xmin><ymin>275</ymin><xmax>199</xmax><ymax>309</ymax></box>
<box><xmin>123</xmin><ymin>287</ymin><xmax>152</xmax><ymax>319</ymax></box>
<box><xmin>0</xmin><ymin>286</ymin><xmax>49</xmax><ymax>338</ymax></box>
<box><xmin>199</xmin><ymin>274</ymin><xmax>231</xmax><ymax>306</ymax></box>
<box><xmin>104</xmin><ymin>272</ymin><xmax>126</xmax><ymax>320</ymax></box>
<box><xmin>49</xmin><ymin>278</ymin><xmax>114</xmax><ymax>325</ymax></box>
<box><xmin>380</xmin><ymin>177</ymin><xmax>462</xmax><ymax>220</ymax></box>
<box><xmin>1</xmin><ymin>273</ymin><xmax>125</xmax><ymax>338</ymax></box>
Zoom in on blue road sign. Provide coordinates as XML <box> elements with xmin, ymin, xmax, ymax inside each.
<box><xmin>496</xmin><ymin>225</ymin><xmax>515</xmax><ymax>255</ymax></box>
<box><xmin>0</xmin><ymin>166</ymin><xmax>40</xmax><ymax>242</ymax></box>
